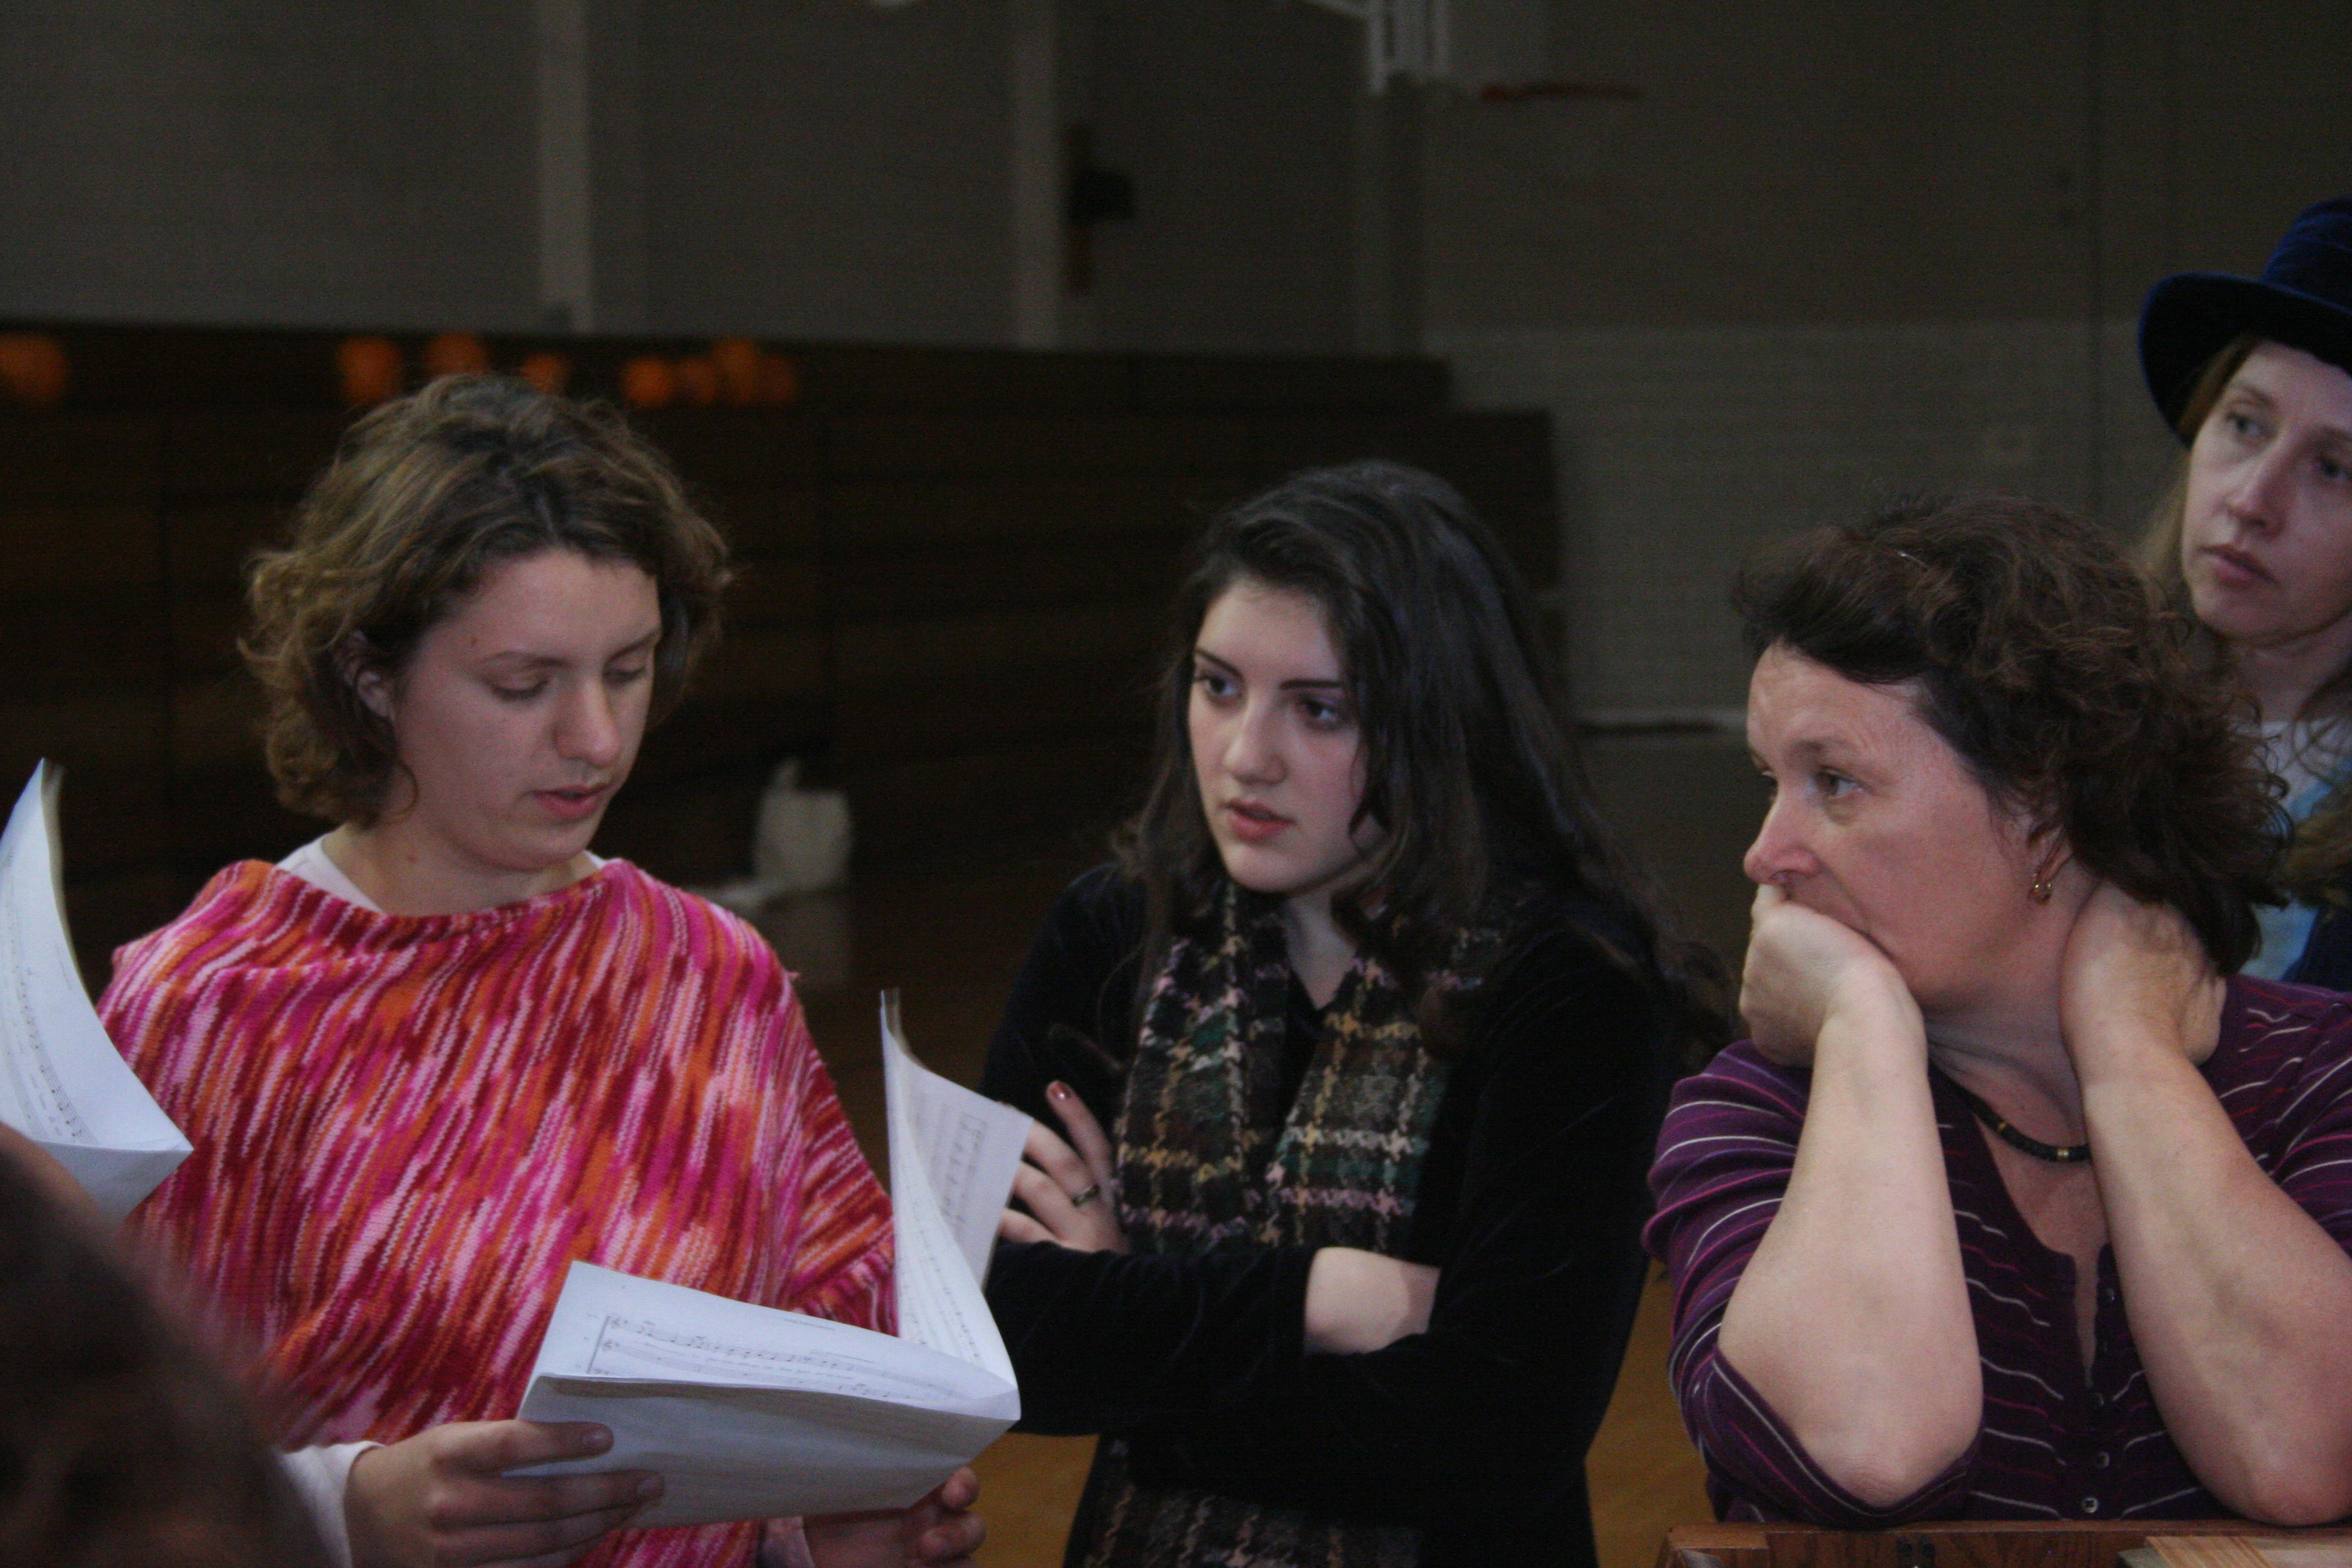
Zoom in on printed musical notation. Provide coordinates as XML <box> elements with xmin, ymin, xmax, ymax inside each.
<box><xmin>585</xmin><ymin>1311</ymin><xmax>973</xmax><ymax>1405</ymax></box>
<box><xmin>0</xmin><ymin>764</ymin><xmax>189</xmax><ymax>1218</ymax></box>
<box><xmin>513</xmin><ymin>994</ymin><xmax>1027</xmax><ymax>1529</ymax></box>
<box><xmin>891</xmin><ymin>1000</ymin><xmax>1033</xmax><ymax>1287</ymax></box>
<box><xmin>882</xmin><ymin>990</ymin><xmax>1032</xmax><ymax>1372</ymax></box>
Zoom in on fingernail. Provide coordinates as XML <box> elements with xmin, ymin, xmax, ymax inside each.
<box><xmin>1049</xmin><ymin>1081</ymin><xmax>1070</xmax><ymax>1100</ymax></box>
<box><xmin>636</xmin><ymin>1475</ymin><xmax>664</xmax><ymax>1500</ymax></box>
<box><xmin>578</xmin><ymin>1424</ymin><xmax>612</xmax><ymax>1452</ymax></box>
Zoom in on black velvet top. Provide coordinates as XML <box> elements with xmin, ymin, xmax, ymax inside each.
<box><xmin>979</xmin><ymin>867</ymin><xmax>1677</xmax><ymax>1568</ymax></box>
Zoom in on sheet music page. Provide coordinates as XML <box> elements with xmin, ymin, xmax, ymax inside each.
<box><xmin>528</xmin><ymin>1264</ymin><xmax>1011</xmax><ymax>1417</ymax></box>
<box><xmin>0</xmin><ymin>764</ymin><xmax>189</xmax><ymax>1218</ymax></box>
<box><xmin>517</xmin><ymin>1263</ymin><xmax>1016</xmax><ymax>1526</ymax></box>
<box><xmin>512</xmin><ymin>994</ymin><xmax>1027</xmax><ymax>1526</ymax></box>
<box><xmin>893</xmin><ymin>1015</ymin><xmax>1030</xmax><ymax>1284</ymax></box>
<box><xmin>881</xmin><ymin>992</ymin><xmax>1019</xmax><ymax>1385</ymax></box>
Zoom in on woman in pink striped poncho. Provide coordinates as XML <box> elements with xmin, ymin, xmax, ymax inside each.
<box><xmin>101</xmin><ymin>376</ymin><xmax>981</xmax><ymax>1568</ymax></box>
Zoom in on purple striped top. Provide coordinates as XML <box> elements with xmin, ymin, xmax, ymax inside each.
<box><xmin>1644</xmin><ymin>977</ymin><xmax>2352</xmax><ymax>1526</ymax></box>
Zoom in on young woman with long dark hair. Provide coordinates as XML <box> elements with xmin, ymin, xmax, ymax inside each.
<box><xmin>979</xmin><ymin>461</ymin><xmax>1714</xmax><ymax>1568</ymax></box>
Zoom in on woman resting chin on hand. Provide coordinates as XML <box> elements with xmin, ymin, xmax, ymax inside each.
<box><xmin>1648</xmin><ymin>495</ymin><xmax>2352</xmax><ymax>1529</ymax></box>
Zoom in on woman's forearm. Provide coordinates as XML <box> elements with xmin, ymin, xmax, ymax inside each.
<box><xmin>1717</xmin><ymin>985</ymin><xmax>1981</xmax><ymax>1506</ymax></box>
<box><xmin>2082</xmin><ymin>1043</ymin><xmax>2352</xmax><ymax>1523</ymax></box>
<box><xmin>1304</xmin><ymin>1248</ymin><xmax>1437</xmax><ymax>1354</ymax></box>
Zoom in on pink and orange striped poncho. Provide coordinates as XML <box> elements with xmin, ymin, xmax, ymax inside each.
<box><xmin>101</xmin><ymin>859</ymin><xmax>894</xmax><ymax>1568</ymax></box>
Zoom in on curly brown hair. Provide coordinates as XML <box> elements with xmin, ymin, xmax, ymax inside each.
<box><xmin>245</xmin><ymin>376</ymin><xmax>732</xmax><ymax>826</ymax></box>
<box><xmin>1737</xmin><ymin>493</ymin><xmax>2281</xmax><ymax>972</ymax></box>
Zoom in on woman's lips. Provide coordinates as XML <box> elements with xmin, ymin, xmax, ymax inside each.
<box><xmin>1222</xmin><ymin>800</ymin><xmax>1290</xmax><ymax>844</ymax></box>
<box><xmin>2202</xmin><ymin>543</ymin><xmax>2274</xmax><ymax>590</ymax></box>
<box><xmin>533</xmin><ymin>785</ymin><xmax>611</xmax><ymax>823</ymax></box>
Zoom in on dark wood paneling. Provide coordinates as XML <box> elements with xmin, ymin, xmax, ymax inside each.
<box><xmin>843</xmin><ymin>735</ymin><xmax>1149</xmax><ymax>866</ymax></box>
<box><xmin>593</xmin><ymin>757</ymin><xmax>776</xmax><ymax>885</ymax></box>
<box><xmin>719</xmin><ymin>557</ymin><xmax>825</xmax><ymax>632</ymax></box>
<box><xmin>0</xmin><ymin>695</ymin><xmax>166</xmax><ymax>775</ymax></box>
<box><xmin>832</xmin><ymin>532</ymin><xmax>1188</xmax><ymax>617</ymax></box>
<box><xmin>163</xmin><ymin>410</ymin><xmax>348</xmax><ymax>497</ymax></box>
<box><xmin>63</xmin><ymin>869</ymin><xmax>184</xmax><ymax>994</ymax></box>
<box><xmin>638</xmin><ymin>411</ymin><xmax>823</xmax><ymax>485</ymax></box>
<box><xmin>169</xmin><ymin>674</ymin><xmax>265</xmax><ymax>772</ymax></box>
<box><xmin>45</xmin><ymin>766</ymin><xmax>171</xmax><ymax>870</ymax></box>
<box><xmin>0</xmin><ymin>591</ymin><xmax>168</xmax><ymax>696</ymax></box>
<box><xmin>0</xmin><ymin>325</ymin><xmax>1551</xmax><ymax>885</ymax></box>
<box><xmin>0</xmin><ymin>416</ymin><xmax>164</xmax><ymax>502</ymax></box>
<box><xmin>828</xmin><ymin>415</ymin><xmax>1253</xmax><ymax>480</ymax></box>
<box><xmin>697</xmin><ymin>482</ymin><xmax>823</xmax><ymax>558</ymax></box>
<box><xmin>170</xmin><ymin>593</ymin><xmax>248</xmax><ymax>683</ymax></box>
<box><xmin>789</xmin><ymin>346</ymin><xmax>1131</xmax><ymax>413</ymax></box>
<box><xmin>834</xmin><ymin>602</ymin><xmax>1161</xmax><ymax>691</ymax></box>
<box><xmin>826</xmin><ymin>474</ymin><xmax>1214</xmax><ymax>546</ymax></box>
<box><xmin>1131</xmin><ymin>353</ymin><xmax>1448</xmax><ymax>414</ymax></box>
<box><xmin>165</xmin><ymin>498</ymin><xmax>287</xmax><ymax>589</ymax></box>
<box><xmin>14</xmin><ymin>326</ymin><xmax>346</xmax><ymax>411</ymax></box>
<box><xmin>0</xmin><ymin>504</ymin><xmax>163</xmax><ymax>593</ymax></box>
<box><xmin>166</xmin><ymin>764</ymin><xmax>315</xmax><ymax>872</ymax></box>
<box><xmin>832</xmin><ymin>659</ymin><xmax>1154</xmax><ymax>766</ymax></box>
<box><xmin>690</xmin><ymin>625</ymin><xmax>828</xmax><ymax>708</ymax></box>
<box><xmin>632</xmin><ymin>693</ymin><xmax>827</xmax><ymax>784</ymax></box>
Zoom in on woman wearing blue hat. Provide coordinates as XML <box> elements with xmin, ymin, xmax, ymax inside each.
<box><xmin>2140</xmin><ymin>197</ymin><xmax>2352</xmax><ymax>985</ymax></box>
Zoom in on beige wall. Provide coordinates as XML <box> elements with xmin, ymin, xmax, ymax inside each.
<box><xmin>0</xmin><ymin>0</ymin><xmax>1363</xmax><ymax>350</ymax></box>
<box><xmin>7</xmin><ymin>0</ymin><xmax>2349</xmax><ymax>715</ymax></box>
<box><xmin>1417</xmin><ymin>0</ymin><xmax>2352</xmax><ymax>710</ymax></box>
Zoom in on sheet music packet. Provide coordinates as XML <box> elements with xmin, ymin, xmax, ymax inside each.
<box><xmin>0</xmin><ymin>762</ymin><xmax>190</xmax><ymax>1218</ymax></box>
<box><xmin>517</xmin><ymin>991</ymin><xmax>1034</xmax><ymax>1528</ymax></box>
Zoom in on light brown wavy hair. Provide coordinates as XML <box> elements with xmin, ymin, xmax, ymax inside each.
<box><xmin>2138</xmin><ymin>333</ymin><xmax>2352</xmax><ymax>904</ymax></box>
<box><xmin>245</xmin><ymin>376</ymin><xmax>731</xmax><ymax>826</ymax></box>
<box><xmin>1740</xmin><ymin>493</ymin><xmax>2281</xmax><ymax>972</ymax></box>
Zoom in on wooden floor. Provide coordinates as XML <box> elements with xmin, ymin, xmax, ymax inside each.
<box><xmin>779</xmin><ymin>794</ymin><xmax>1731</xmax><ymax>1567</ymax></box>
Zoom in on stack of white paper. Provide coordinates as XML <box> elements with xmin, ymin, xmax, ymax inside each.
<box><xmin>0</xmin><ymin>763</ymin><xmax>191</xmax><ymax>1218</ymax></box>
<box><xmin>517</xmin><ymin>992</ymin><xmax>1034</xmax><ymax>1528</ymax></box>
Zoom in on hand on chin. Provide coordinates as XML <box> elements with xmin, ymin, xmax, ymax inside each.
<box><xmin>1740</xmin><ymin>885</ymin><xmax>1913</xmax><ymax>1068</ymax></box>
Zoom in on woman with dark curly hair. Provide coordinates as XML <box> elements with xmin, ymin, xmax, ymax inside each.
<box><xmin>978</xmin><ymin>461</ymin><xmax>1714</xmax><ymax>1568</ymax></box>
<box><xmin>1646</xmin><ymin>493</ymin><xmax>2352</xmax><ymax>1528</ymax></box>
<box><xmin>2137</xmin><ymin>197</ymin><xmax>2352</xmax><ymax>986</ymax></box>
<box><xmin>97</xmin><ymin>377</ymin><xmax>981</xmax><ymax>1568</ymax></box>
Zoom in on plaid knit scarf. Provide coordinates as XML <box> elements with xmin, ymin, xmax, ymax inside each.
<box><xmin>1068</xmin><ymin>880</ymin><xmax>1509</xmax><ymax>1568</ymax></box>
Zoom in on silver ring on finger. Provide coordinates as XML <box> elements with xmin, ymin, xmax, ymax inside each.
<box><xmin>1068</xmin><ymin>1183</ymin><xmax>1102</xmax><ymax>1209</ymax></box>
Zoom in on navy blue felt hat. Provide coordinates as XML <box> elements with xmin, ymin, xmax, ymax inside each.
<box><xmin>2140</xmin><ymin>197</ymin><xmax>2352</xmax><ymax>439</ymax></box>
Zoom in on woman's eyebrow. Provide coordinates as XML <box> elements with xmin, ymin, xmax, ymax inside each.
<box><xmin>480</xmin><ymin>630</ymin><xmax>660</xmax><ymax>668</ymax></box>
<box><xmin>2221</xmin><ymin>382</ymin><xmax>2278</xmax><ymax>414</ymax></box>
<box><xmin>1279</xmin><ymin>677</ymin><xmax>1345</xmax><ymax>691</ymax></box>
<box><xmin>1782</xmin><ymin>734</ymin><xmax>1862</xmax><ymax>766</ymax></box>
